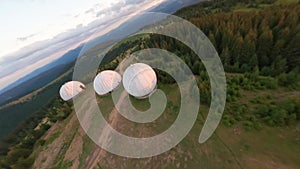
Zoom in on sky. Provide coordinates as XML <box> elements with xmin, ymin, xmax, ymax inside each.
<box><xmin>0</xmin><ymin>0</ymin><xmax>165</xmax><ymax>92</ymax></box>
<box><xmin>0</xmin><ymin>0</ymin><xmax>109</xmax><ymax>57</ymax></box>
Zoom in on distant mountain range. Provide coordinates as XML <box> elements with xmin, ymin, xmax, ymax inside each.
<box><xmin>150</xmin><ymin>0</ymin><xmax>203</xmax><ymax>13</ymax></box>
<box><xmin>0</xmin><ymin>0</ymin><xmax>203</xmax><ymax>107</ymax></box>
<box><xmin>0</xmin><ymin>45</ymin><xmax>83</xmax><ymax>106</ymax></box>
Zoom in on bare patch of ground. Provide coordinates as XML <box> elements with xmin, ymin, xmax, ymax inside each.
<box><xmin>63</xmin><ymin>127</ymin><xmax>85</xmax><ymax>169</ymax></box>
<box><xmin>33</xmin><ymin>113</ymin><xmax>79</xmax><ymax>169</ymax></box>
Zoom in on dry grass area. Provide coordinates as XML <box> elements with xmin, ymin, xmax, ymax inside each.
<box><xmin>31</xmin><ymin>83</ymin><xmax>300</xmax><ymax>169</ymax></box>
<box><xmin>33</xmin><ymin>112</ymin><xmax>81</xmax><ymax>169</ymax></box>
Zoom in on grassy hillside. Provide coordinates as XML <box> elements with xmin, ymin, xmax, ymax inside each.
<box><xmin>28</xmin><ymin>81</ymin><xmax>300</xmax><ymax>169</ymax></box>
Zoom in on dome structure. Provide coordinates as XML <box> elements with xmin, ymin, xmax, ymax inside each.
<box><xmin>123</xmin><ymin>63</ymin><xmax>157</xmax><ymax>98</ymax></box>
<box><xmin>93</xmin><ymin>70</ymin><xmax>121</xmax><ymax>96</ymax></box>
<box><xmin>59</xmin><ymin>81</ymin><xmax>85</xmax><ymax>101</ymax></box>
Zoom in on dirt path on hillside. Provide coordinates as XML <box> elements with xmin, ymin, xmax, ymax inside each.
<box><xmin>84</xmin><ymin>90</ymin><xmax>127</xmax><ymax>169</ymax></box>
<box><xmin>84</xmin><ymin>54</ymin><xmax>131</xmax><ymax>169</ymax></box>
<box><xmin>34</xmin><ymin>113</ymin><xmax>79</xmax><ymax>169</ymax></box>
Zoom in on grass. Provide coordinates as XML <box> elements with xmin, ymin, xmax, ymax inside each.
<box><xmin>79</xmin><ymin>135</ymin><xmax>96</xmax><ymax>169</ymax></box>
<box><xmin>28</xmin><ymin>72</ymin><xmax>299</xmax><ymax>169</ymax></box>
<box><xmin>56</xmin><ymin>126</ymin><xmax>79</xmax><ymax>168</ymax></box>
<box><xmin>97</xmin><ymin>94</ymin><xmax>115</xmax><ymax>118</ymax></box>
<box><xmin>59</xmin><ymin>160</ymin><xmax>73</xmax><ymax>169</ymax></box>
<box><xmin>93</xmin><ymin>74</ymin><xmax>299</xmax><ymax>168</ymax></box>
<box><xmin>44</xmin><ymin>131</ymin><xmax>61</xmax><ymax>147</ymax></box>
<box><xmin>217</xmin><ymin>125</ymin><xmax>300</xmax><ymax>168</ymax></box>
<box><xmin>112</xmin><ymin>33</ymin><xmax>146</xmax><ymax>49</ymax></box>
<box><xmin>43</xmin><ymin>111</ymin><xmax>75</xmax><ymax>147</ymax></box>
<box><xmin>275</xmin><ymin>0</ymin><xmax>299</xmax><ymax>4</ymax></box>
<box><xmin>129</xmin><ymin>96</ymin><xmax>151</xmax><ymax>111</ymax></box>
<box><xmin>218</xmin><ymin>86</ymin><xmax>300</xmax><ymax>167</ymax></box>
<box><xmin>231</xmin><ymin>0</ymin><xmax>299</xmax><ymax>13</ymax></box>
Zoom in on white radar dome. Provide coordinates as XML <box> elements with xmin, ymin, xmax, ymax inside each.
<box><xmin>93</xmin><ymin>70</ymin><xmax>122</xmax><ymax>95</ymax></box>
<box><xmin>59</xmin><ymin>81</ymin><xmax>85</xmax><ymax>101</ymax></box>
<box><xmin>123</xmin><ymin>63</ymin><xmax>157</xmax><ymax>98</ymax></box>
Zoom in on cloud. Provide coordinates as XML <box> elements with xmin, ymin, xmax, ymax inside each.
<box><xmin>85</xmin><ymin>8</ymin><xmax>95</xmax><ymax>14</ymax></box>
<box><xmin>0</xmin><ymin>0</ymin><xmax>166</xmax><ymax>92</ymax></box>
<box><xmin>125</xmin><ymin>0</ymin><xmax>145</xmax><ymax>5</ymax></box>
<box><xmin>96</xmin><ymin>0</ymin><xmax>149</xmax><ymax>17</ymax></box>
<box><xmin>16</xmin><ymin>33</ymin><xmax>37</xmax><ymax>41</ymax></box>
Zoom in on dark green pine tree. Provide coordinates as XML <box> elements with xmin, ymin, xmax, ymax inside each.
<box><xmin>231</xmin><ymin>34</ymin><xmax>243</xmax><ymax>68</ymax></box>
<box><xmin>284</xmin><ymin>30</ymin><xmax>300</xmax><ymax>72</ymax></box>
<box><xmin>239</xmin><ymin>35</ymin><xmax>256</xmax><ymax>67</ymax></box>
<box><xmin>272</xmin><ymin>55</ymin><xmax>287</xmax><ymax>76</ymax></box>
<box><xmin>220</xmin><ymin>46</ymin><xmax>231</xmax><ymax>66</ymax></box>
<box><xmin>249</xmin><ymin>54</ymin><xmax>258</xmax><ymax>70</ymax></box>
<box><xmin>257</xmin><ymin>27</ymin><xmax>274</xmax><ymax>68</ymax></box>
<box><xmin>208</xmin><ymin>31</ymin><xmax>217</xmax><ymax>49</ymax></box>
